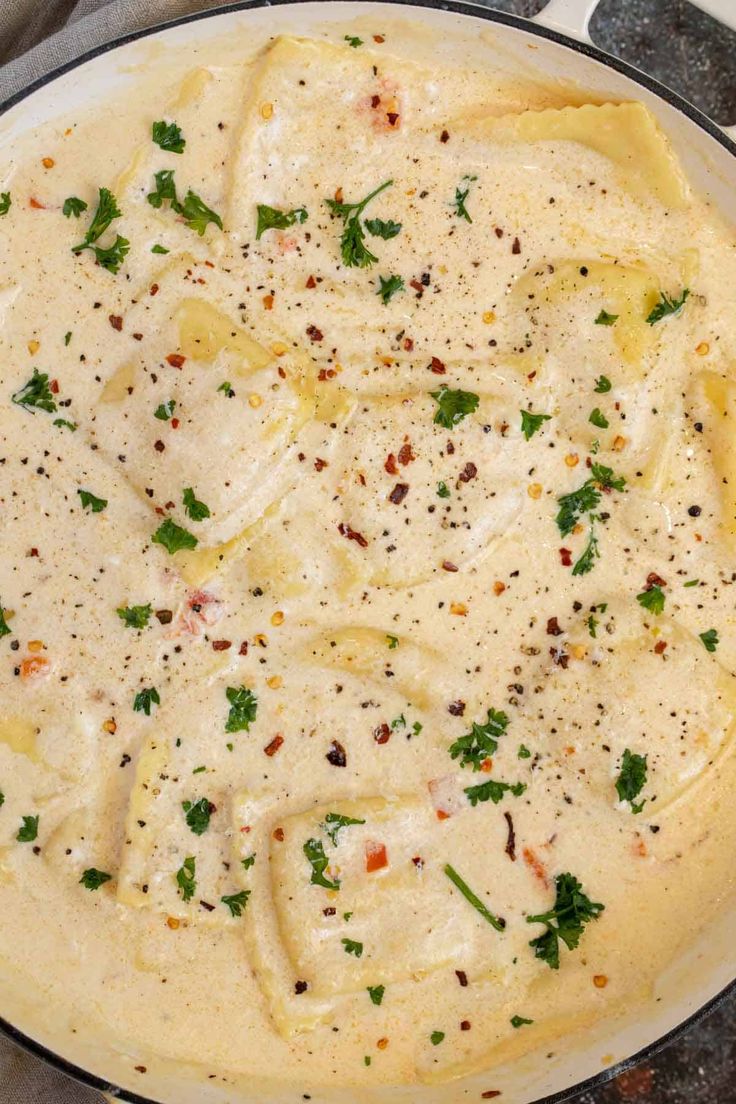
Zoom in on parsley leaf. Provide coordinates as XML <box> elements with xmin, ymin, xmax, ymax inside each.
<box><xmin>63</xmin><ymin>196</ymin><xmax>88</xmax><ymax>218</ymax></box>
<box><xmin>54</xmin><ymin>419</ymin><xmax>77</xmax><ymax>432</ymax></box>
<box><xmin>437</xmin><ymin>481</ymin><xmax>450</xmax><ymax>498</ymax></box>
<box><xmin>527</xmin><ymin>872</ymin><xmax>604</xmax><ymax>970</ymax></box>
<box><xmin>304</xmin><ymin>837</ymin><xmax>340</xmax><ymax>889</ymax></box>
<box><xmin>255</xmin><ymin>204</ymin><xmax>307</xmax><ymax>239</ymax></box>
<box><xmin>700</xmin><ymin>628</ymin><xmax>719</xmax><ymax>653</ymax></box>
<box><xmin>325</xmin><ymin>180</ymin><xmax>393</xmax><ymax>268</ymax></box>
<box><xmin>365</xmin><ymin>217</ymin><xmax>401</xmax><ymax>239</ymax></box>
<box><xmin>90</xmin><ymin>235</ymin><xmax>130</xmax><ymax>273</ymax></box>
<box><xmin>182</xmin><ymin>487</ymin><xmax>211</xmax><ymax>522</ymax></box>
<box><xmin>594</xmin><ymin>310</ymin><xmax>618</xmax><ymax>326</ymax></box>
<box><xmin>616</xmin><ymin>749</ymin><xmax>648</xmax><ymax>813</ymax></box>
<box><xmin>556</xmin><ymin>464</ymin><xmax>625</xmax><ymax>536</ymax></box>
<box><xmin>344</xmin><ymin>34</ymin><xmax>363</xmax><ymax>46</ymax></box>
<box><xmin>133</xmin><ymin>687</ymin><xmax>160</xmax><ymax>715</ymax></box>
<box><xmin>378</xmin><ymin>274</ymin><xmax>404</xmax><ymax>304</ymax></box>
<box><xmin>218</xmin><ymin>380</ymin><xmax>234</xmax><ymax>396</ymax></box>
<box><xmin>453</xmin><ymin>175</ymin><xmax>477</xmax><ymax>222</ymax></box>
<box><xmin>511</xmin><ymin>1015</ymin><xmax>533</xmax><ymax>1028</ymax></box>
<box><xmin>571</xmin><ymin>527</ymin><xmax>599</xmax><ymax>576</ymax></box>
<box><xmin>151</xmin><ymin>517</ymin><xmax>198</xmax><ymax>554</ymax></box>
<box><xmin>77</xmin><ymin>489</ymin><xmax>108</xmax><ymax>513</ymax></box>
<box><xmin>520</xmin><ymin>409</ymin><xmax>551</xmax><ymax>440</ymax></box>
<box><xmin>116</xmin><ymin>603</ymin><xmax>152</xmax><ymax>629</ymax></box>
<box><xmin>386</xmin><ymin>634</ymin><xmax>399</xmax><ymax>649</ymax></box>
<box><xmin>449</xmin><ymin>708</ymin><xmax>509</xmax><ymax>771</ymax></box>
<box><xmin>430</xmin><ymin>1031</ymin><xmax>445</xmax><ymax>1046</ymax></box>
<box><xmin>152</xmin><ymin>120</ymin><xmax>186</xmax><ymax>153</ymax></box>
<box><xmin>0</xmin><ymin>605</ymin><xmax>10</xmax><ymax>638</ymax></box>
<box><xmin>0</xmin><ymin>192</ymin><xmax>10</xmax><ymax>216</ymax></box>
<box><xmin>430</xmin><ymin>385</ymin><xmax>479</xmax><ymax>429</ymax></box>
<box><xmin>225</xmin><ymin>685</ymin><xmax>258</xmax><ymax>733</ymax></box>
<box><xmin>72</xmin><ymin>188</ymin><xmax>127</xmax><ymax>272</ymax></box>
<box><xmin>80</xmin><ymin>868</ymin><xmax>112</xmax><ymax>890</ymax></box>
<box><xmin>147</xmin><ymin>169</ymin><xmax>178</xmax><ymax>209</ymax></box>
<box><xmin>321</xmin><ymin>812</ymin><xmax>366</xmax><ymax>846</ymax></box>
<box><xmin>154</xmin><ymin>399</ymin><xmax>175</xmax><ymax>420</ymax></box>
<box><xmin>0</xmin><ymin>791</ymin><xmax>4</xmax><ymax>807</ymax></box>
<box><xmin>464</xmin><ymin>779</ymin><xmax>526</xmax><ymax>806</ymax></box>
<box><xmin>646</xmin><ymin>288</ymin><xmax>690</xmax><ymax>325</ymax></box>
<box><xmin>342</xmin><ymin>938</ymin><xmax>363</xmax><ymax>957</ymax></box>
<box><xmin>241</xmin><ymin>854</ymin><xmax>256</xmax><ymax>871</ymax></box>
<box><xmin>176</xmin><ymin>856</ymin><xmax>196</xmax><ymax>902</ymax></box>
<box><xmin>368</xmin><ymin>985</ymin><xmax>385</xmax><ymax>1005</ymax></box>
<box><xmin>518</xmin><ymin>744</ymin><xmax>531</xmax><ymax>759</ymax></box>
<box><xmin>151</xmin><ymin>244</ymin><xmax>169</xmax><ymax>254</ymax></box>
<box><xmin>444</xmin><ymin>863</ymin><xmax>505</xmax><ymax>931</ymax></box>
<box><xmin>12</xmin><ymin>369</ymin><xmax>57</xmax><ymax>414</ymax></box>
<box><xmin>182</xmin><ymin>797</ymin><xmax>213</xmax><ymax>835</ymax></box>
<box><xmin>178</xmin><ymin>189</ymin><xmax>223</xmax><ymax>235</ymax></box>
<box><xmin>17</xmin><ymin>815</ymin><xmax>39</xmax><ymax>843</ymax></box>
<box><xmin>589</xmin><ymin>407</ymin><xmax>609</xmax><ymax>429</ymax></box>
<box><xmin>221</xmin><ymin>890</ymin><xmax>250</xmax><ymax>917</ymax></box>
<box><xmin>636</xmin><ymin>585</ymin><xmax>665</xmax><ymax>615</ymax></box>
<box><xmin>594</xmin><ymin>375</ymin><xmax>612</xmax><ymax>393</ymax></box>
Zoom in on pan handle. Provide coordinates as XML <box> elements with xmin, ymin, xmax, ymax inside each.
<box><xmin>533</xmin><ymin>0</ymin><xmax>736</xmax><ymax>141</ymax></box>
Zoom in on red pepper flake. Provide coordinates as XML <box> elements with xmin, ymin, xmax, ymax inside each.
<box><xmin>428</xmin><ymin>356</ymin><xmax>446</xmax><ymax>375</ymax></box>
<box><xmin>263</xmin><ymin>293</ymin><xmax>274</xmax><ymax>310</ymax></box>
<box><xmin>155</xmin><ymin>609</ymin><xmax>173</xmax><ymax>625</ymax></box>
<box><xmin>458</xmin><ymin>462</ymin><xmax>477</xmax><ymax>483</ymax></box>
<box><xmin>264</xmin><ymin>734</ymin><xmax>284</xmax><ymax>757</ymax></box>
<box><xmin>133</xmin><ymin>332</ymin><xmax>143</xmax><ymax>341</ymax></box>
<box><xmin>49</xmin><ymin>379</ymin><xmax>60</xmax><ymax>394</ymax></box>
<box><xmin>410</xmin><ymin>279</ymin><xmax>424</xmax><ymax>295</ymax></box>
<box><xmin>504</xmin><ymin>811</ymin><xmax>516</xmax><ymax>861</ymax></box>
<box><xmin>109</xmin><ymin>314</ymin><xmax>123</xmax><ymax>331</ymax></box>
<box><xmin>323</xmin><ymin>907</ymin><xmax>336</xmax><ymax>916</ymax></box>
<box><xmin>273</xmin><ymin>827</ymin><xmax>285</xmax><ymax>842</ymax></box>
<box><xmin>412</xmin><ymin>856</ymin><xmax>424</xmax><ymax>870</ymax></box>
<box><xmin>523</xmin><ymin>846</ymin><xmax>549</xmax><ymax>886</ymax></box>
<box><xmin>646</xmin><ymin>572</ymin><xmax>667</xmax><ymax>587</ymax></box>
<box><xmin>314</xmin><ymin>457</ymin><xmax>328</xmax><ymax>472</ymax></box>
<box><xmin>239</xmin><ymin>641</ymin><xmax>249</xmax><ymax>655</ymax></box>
<box><xmin>154</xmin><ymin>440</ymin><xmax>165</xmax><ymax>453</ymax></box>
<box><xmin>446</xmin><ymin>440</ymin><xmax>455</xmax><ymax>455</ymax></box>
<box><xmin>338</xmin><ymin>522</ymin><xmax>368</xmax><ymax>547</ymax></box>
<box><xmin>436</xmin><ymin>809</ymin><xmax>451</xmax><ymax>821</ymax></box>
<box><xmin>385</xmin><ymin>453</ymin><xmax>398</xmax><ymax>475</ymax></box>
<box><xmin>482</xmin><ymin>1093</ymin><xmax>502</xmax><ymax>1100</ymax></box>
<box><xmin>494</xmin><ymin>227</ymin><xmax>504</xmax><ymax>239</ymax></box>
<box><xmin>374</xmin><ymin>723</ymin><xmax>391</xmax><ymax>745</ymax></box>
<box><xmin>29</xmin><ymin>197</ymin><xmax>46</xmax><ymax>209</ymax></box>
<box><xmin>306</xmin><ymin>275</ymin><xmax>317</xmax><ymax>289</ymax></box>
<box><xmin>442</xmin><ymin>560</ymin><xmax>459</xmax><ymax>573</ymax></box>
<box><xmin>512</xmin><ymin>237</ymin><xmax>521</xmax><ymax>255</ymax></box>
<box><xmin>150</xmin><ymin>283</ymin><xmax>159</xmax><ymax>296</ymax></box>
<box><xmin>306</xmin><ymin>324</ymin><xmax>323</xmax><ymax>342</ymax></box>
<box><xmin>403</xmin><ymin>337</ymin><xmax>414</xmax><ymax>351</ymax></box>
<box><xmin>135</xmin><ymin>1066</ymin><xmax>148</xmax><ymax>1075</ymax></box>
<box><xmin>326</xmin><ymin>740</ymin><xmax>347</xmax><ymax>767</ymax></box>
<box><xmin>654</xmin><ymin>640</ymin><xmax>667</xmax><ymax>655</ymax></box>
<box><xmin>212</xmin><ymin>640</ymin><xmax>231</xmax><ymax>651</ymax></box>
<box><xmin>373</xmin><ymin>33</ymin><xmax>385</xmax><ymax>42</ymax></box>
<box><xmin>387</xmin><ymin>112</ymin><xmax>399</xmax><ymax>127</ymax></box>
<box><xmin>398</xmin><ymin>441</ymin><xmax>415</xmax><ymax>466</ymax></box>
<box><xmin>448</xmin><ymin>700</ymin><xmax>465</xmax><ymax>716</ymax></box>
<box><xmin>371</xmin><ymin>94</ymin><xmax>381</xmax><ymax>109</ymax></box>
<box><xmin>440</xmin><ymin>129</ymin><xmax>450</xmax><ymax>143</ymax></box>
<box><xmin>559</xmin><ymin>548</ymin><xmax>572</xmax><ymax>567</ymax></box>
<box><xmin>365</xmin><ymin>841</ymin><xmax>388</xmax><ymax>872</ymax></box>
<box><xmin>28</xmin><ymin>548</ymin><xmax>39</xmax><ymax>557</ymax></box>
<box><xmin>389</xmin><ymin>483</ymin><xmax>409</xmax><ymax>505</ymax></box>
<box><xmin>171</xmin><ymin>418</ymin><xmax>180</xmax><ymax>429</ymax></box>
<box><xmin>166</xmin><ymin>353</ymin><xmax>186</xmax><ymax>368</ymax></box>
<box><xmin>546</xmin><ymin>616</ymin><xmax>563</xmax><ymax>636</ymax></box>
<box><xmin>460</xmin><ymin>1020</ymin><xmax>471</xmax><ymax>1031</ymax></box>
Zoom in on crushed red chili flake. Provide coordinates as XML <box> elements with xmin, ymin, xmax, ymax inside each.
<box><xmin>29</xmin><ymin>548</ymin><xmax>39</xmax><ymax>557</ymax></box>
<box><xmin>373</xmin><ymin>33</ymin><xmax>385</xmax><ymax>42</ymax></box>
<box><xmin>412</xmin><ymin>856</ymin><xmax>424</xmax><ymax>869</ymax></box>
<box><xmin>150</xmin><ymin>283</ymin><xmax>159</xmax><ymax>296</ymax></box>
<box><xmin>455</xmin><ymin>969</ymin><xmax>468</xmax><ymax>986</ymax></box>
<box><xmin>446</xmin><ymin>440</ymin><xmax>455</xmax><ymax>455</ymax></box>
<box><xmin>273</xmin><ymin>827</ymin><xmax>285</xmax><ymax>842</ymax></box>
<box><xmin>398</xmin><ymin>441</ymin><xmax>415</xmax><ymax>466</ymax></box>
<box><xmin>385</xmin><ymin>453</ymin><xmax>398</xmax><ymax>474</ymax></box>
<box><xmin>212</xmin><ymin>640</ymin><xmax>232</xmax><ymax>651</ymax></box>
<box><xmin>133</xmin><ymin>332</ymin><xmax>143</xmax><ymax>341</ymax></box>
<box><xmin>374</xmin><ymin>723</ymin><xmax>391</xmax><ymax>745</ymax></box>
<box><xmin>306</xmin><ymin>275</ymin><xmax>317</xmax><ymax>289</ymax></box>
<box><xmin>504</xmin><ymin>811</ymin><xmax>516</xmax><ymax>861</ymax></box>
<box><xmin>546</xmin><ymin>616</ymin><xmax>563</xmax><ymax>636</ymax></box>
<box><xmin>559</xmin><ymin>548</ymin><xmax>573</xmax><ymax>567</ymax></box>
<box><xmin>646</xmin><ymin>572</ymin><xmax>667</xmax><ymax>588</ymax></box>
<box><xmin>264</xmin><ymin>734</ymin><xmax>284</xmax><ymax>757</ymax></box>
<box><xmin>326</xmin><ymin>740</ymin><xmax>347</xmax><ymax>767</ymax></box>
<box><xmin>29</xmin><ymin>197</ymin><xmax>46</xmax><ymax>209</ymax></box>
<box><xmin>306</xmin><ymin>324</ymin><xmax>324</xmax><ymax>342</ymax></box>
<box><xmin>494</xmin><ymin>226</ymin><xmax>504</xmax><ymax>238</ymax></box>
<box><xmin>314</xmin><ymin>457</ymin><xmax>328</xmax><ymax>471</ymax></box>
<box><xmin>323</xmin><ymin>907</ymin><xmax>336</xmax><ymax>916</ymax></box>
<box><xmin>512</xmin><ymin>237</ymin><xmax>521</xmax><ymax>254</ymax></box>
<box><xmin>166</xmin><ymin>353</ymin><xmax>186</xmax><ymax>368</ymax></box>
<box><xmin>239</xmin><ymin>641</ymin><xmax>248</xmax><ymax>655</ymax></box>
<box><xmin>403</xmin><ymin>337</ymin><xmax>414</xmax><ymax>351</ymax></box>
<box><xmin>387</xmin><ymin>112</ymin><xmax>399</xmax><ymax>127</ymax></box>
<box><xmin>171</xmin><ymin>417</ymin><xmax>180</xmax><ymax>429</ymax></box>
<box><xmin>371</xmin><ymin>94</ymin><xmax>381</xmax><ymax>108</ymax></box>
<box><xmin>460</xmin><ymin>1020</ymin><xmax>471</xmax><ymax>1031</ymax></box>
<box><xmin>442</xmin><ymin>560</ymin><xmax>459</xmax><ymax>573</ymax></box>
<box><xmin>458</xmin><ymin>462</ymin><xmax>477</xmax><ymax>483</ymax></box>
<box><xmin>135</xmin><ymin>1066</ymin><xmax>147</xmax><ymax>1074</ymax></box>
<box><xmin>154</xmin><ymin>440</ymin><xmax>165</xmax><ymax>453</ymax></box>
<box><xmin>448</xmin><ymin>700</ymin><xmax>465</xmax><ymax>716</ymax></box>
<box><xmin>410</xmin><ymin>279</ymin><xmax>424</xmax><ymax>294</ymax></box>
<box><xmin>156</xmin><ymin>609</ymin><xmax>173</xmax><ymax>625</ymax></box>
<box><xmin>481</xmin><ymin>1092</ymin><xmax>502</xmax><ymax>1099</ymax></box>
<box><xmin>49</xmin><ymin>379</ymin><xmax>59</xmax><ymax>394</ymax></box>
<box><xmin>338</xmin><ymin>522</ymin><xmax>368</xmax><ymax>547</ymax></box>
<box><xmin>365</xmin><ymin>841</ymin><xmax>388</xmax><ymax>872</ymax></box>
<box><xmin>389</xmin><ymin>483</ymin><xmax>409</xmax><ymax>505</ymax></box>
<box><xmin>654</xmin><ymin>640</ymin><xmax>668</xmax><ymax>655</ymax></box>
<box><xmin>109</xmin><ymin>314</ymin><xmax>123</xmax><ymax>331</ymax></box>
<box><xmin>440</xmin><ymin>129</ymin><xmax>450</xmax><ymax>143</ymax></box>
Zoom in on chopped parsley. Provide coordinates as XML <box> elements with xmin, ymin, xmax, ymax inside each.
<box><xmin>225</xmin><ymin>686</ymin><xmax>258</xmax><ymax>733</ymax></box>
<box><xmin>556</xmin><ymin>465</ymin><xmax>626</xmax><ymax>536</ymax></box>
<box><xmin>646</xmin><ymin>288</ymin><xmax>690</xmax><ymax>325</ymax></box>
<box><xmin>133</xmin><ymin>686</ymin><xmax>160</xmax><ymax>716</ymax></box>
<box><xmin>53</xmin><ymin>418</ymin><xmax>77</xmax><ymax>432</ymax></box>
<box><xmin>218</xmin><ymin>380</ymin><xmax>234</xmax><ymax>397</ymax></box>
<box><xmin>321</xmin><ymin>812</ymin><xmax>366</xmax><ymax>845</ymax></box>
<box><xmin>518</xmin><ymin>744</ymin><xmax>531</xmax><ymax>759</ymax></box>
<box><xmin>511</xmin><ymin>1015</ymin><xmax>533</xmax><ymax>1028</ymax></box>
<box><xmin>0</xmin><ymin>192</ymin><xmax>10</xmax><ymax>216</ymax></box>
<box><xmin>520</xmin><ymin>409</ymin><xmax>551</xmax><ymax>440</ymax></box>
<box><xmin>63</xmin><ymin>196</ymin><xmax>88</xmax><ymax>218</ymax></box>
<box><xmin>684</xmin><ymin>578</ymin><xmax>700</xmax><ymax>588</ymax></box>
<box><xmin>151</xmin><ymin>517</ymin><xmax>198</xmax><ymax>554</ymax></box>
<box><xmin>176</xmin><ymin>856</ymin><xmax>196</xmax><ymax>902</ymax></box>
<box><xmin>444</xmin><ymin>863</ymin><xmax>505</xmax><ymax>931</ymax></box>
<box><xmin>700</xmin><ymin>628</ymin><xmax>719</xmax><ymax>653</ymax></box>
<box><xmin>452</xmin><ymin>174</ymin><xmax>477</xmax><ymax>222</ymax></box>
<box><xmin>344</xmin><ymin>34</ymin><xmax>363</xmax><ymax>46</ymax></box>
<box><xmin>572</xmin><ymin>528</ymin><xmax>599</xmax><ymax>577</ymax></box>
<box><xmin>367</xmin><ymin>985</ymin><xmax>385</xmax><ymax>1005</ymax></box>
<box><xmin>526</xmin><ymin>872</ymin><xmax>604</xmax><ymax>970</ymax></box>
<box><xmin>615</xmin><ymin>749</ymin><xmax>648</xmax><ymax>813</ymax></box>
<box><xmin>152</xmin><ymin>120</ymin><xmax>186</xmax><ymax>153</ymax></box>
<box><xmin>221</xmin><ymin>890</ymin><xmax>251</xmax><ymax>917</ymax></box>
<box><xmin>588</xmin><ymin>407</ymin><xmax>609</xmax><ymax>429</ymax></box>
<box><xmin>594</xmin><ymin>375</ymin><xmax>612</xmax><ymax>393</ymax></box>
<box><xmin>0</xmin><ymin>605</ymin><xmax>10</xmax><ymax>638</ymax></box>
<box><xmin>77</xmin><ymin>489</ymin><xmax>108</xmax><ymax>513</ymax></box>
<box><xmin>430</xmin><ymin>1031</ymin><xmax>445</xmax><ymax>1046</ymax></box>
<box><xmin>386</xmin><ymin>634</ymin><xmax>399</xmax><ymax>649</ymax></box>
<box><xmin>255</xmin><ymin>204</ymin><xmax>308</xmax><ymax>239</ymax></box>
<box><xmin>64</xmin><ymin>332</ymin><xmax>72</xmax><ymax>345</ymax></box>
<box><xmin>17</xmin><ymin>815</ymin><xmax>39</xmax><ymax>843</ymax></box>
<box><xmin>365</xmin><ymin>217</ymin><xmax>402</xmax><ymax>239</ymax></box>
<box><xmin>80</xmin><ymin>868</ymin><xmax>112</xmax><ymax>891</ymax></box>
<box><xmin>341</xmin><ymin>938</ymin><xmax>363</xmax><ymax>957</ymax></box>
<box><xmin>152</xmin><ymin>244</ymin><xmax>169</xmax><ymax>254</ymax></box>
<box><xmin>182</xmin><ymin>487</ymin><xmax>211</xmax><ymax>522</ymax></box>
<box><xmin>182</xmin><ymin>797</ymin><xmax>213</xmax><ymax>835</ymax></box>
<box><xmin>147</xmin><ymin>169</ymin><xmax>177</xmax><ymax>208</ymax></box>
<box><xmin>594</xmin><ymin>310</ymin><xmax>618</xmax><ymax>326</ymax></box>
<box><xmin>304</xmin><ymin>837</ymin><xmax>340</xmax><ymax>890</ymax></box>
<box><xmin>464</xmin><ymin>779</ymin><xmax>526</xmax><ymax>806</ymax></box>
<box><xmin>12</xmin><ymin>369</ymin><xmax>57</xmax><ymax>414</ymax></box>
<box><xmin>154</xmin><ymin>399</ymin><xmax>176</xmax><ymax>420</ymax></box>
<box><xmin>430</xmin><ymin>385</ymin><xmax>479</xmax><ymax>429</ymax></box>
<box><xmin>377</xmin><ymin>274</ymin><xmax>404</xmax><ymax>304</ymax></box>
<box><xmin>72</xmin><ymin>187</ymin><xmax>129</xmax><ymax>273</ymax></box>
<box><xmin>242</xmin><ymin>853</ymin><xmax>256</xmax><ymax>871</ymax></box>
<box><xmin>437</xmin><ymin>481</ymin><xmax>450</xmax><ymax>499</ymax></box>
<box><xmin>116</xmin><ymin>603</ymin><xmax>152</xmax><ymax>629</ymax></box>
<box><xmin>325</xmin><ymin>179</ymin><xmax>393</xmax><ymax>268</ymax></box>
<box><xmin>147</xmin><ymin>170</ymin><xmax>222</xmax><ymax>235</ymax></box>
<box><xmin>636</xmin><ymin>585</ymin><xmax>665</xmax><ymax>615</ymax></box>
<box><xmin>449</xmin><ymin>707</ymin><xmax>508</xmax><ymax>771</ymax></box>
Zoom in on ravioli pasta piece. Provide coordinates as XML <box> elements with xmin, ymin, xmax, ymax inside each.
<box><xmin>695</xmin><ymin>371</ymin><xmax>736</xmax><ymax>539</ymax></box>
<box><xmin>458</xmin><ymin>102</ymin><xmax>689</xmax><ymax>208</ymax></box>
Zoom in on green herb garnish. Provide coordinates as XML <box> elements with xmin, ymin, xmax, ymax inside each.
<box><xmin>0</xmin><ymin>193</ymin><xmax>10</xmax><ymax>216</ymax></box>
<box><xmin>615</xmin><ymin>749</ymin><xmax>647</xmax><ymax>813</ymax></box>
<box><xmin>444</xmin><ymin>863</ymin><xmax>505</xmax><ymax>931</ymax></box>
<box><xmin>221</xmin><ymin>890</ymin><xmax>250</xmax><ymax>917</ymax></box>
<box><xmin>378</xmin><ymin>274</ymin><xmax>404</xmax><ymax>304</ymax></box>
<box><xmin>556</xmin><ymin>463</ymin><xmax>626</xmax><ymax>536</ymax></box>
<box><xmin>154</xmin><ymin>399</ymin><xmax>175</xmax><ymax>421</ymax></box>
<box><xmin>464</xmin><ymin>779</ymin><xmax>526</xmax><ymax>806</ymax></box>
<box><xmin>594</xmin><ymin>310</ymin><xmax>618</xmax><ymax>326</ymax></box>
<box><xmin>72</xmin><ymin>187</ymin><xmax>128</xmax><ymax>272</ymax></box>
<box><xmin>304</xmin><ymin>837</ymin><xmax>340</xmax><ymax>890</ymax></box>
<box><xmin>147</xmin><ymin>170</ymin><xmax>222</xmax><ymax>234</ymax></box>
<box><xmin>511</xmin><ymin>1015</ymin><xmax>533</xmax><ymax>1028</ymax></box>
<box><xmin>63</xmin><ymin>196</ymin><xmax>88</xmax><ymax>218</ymax></box>
<box><xmin>325</xmin><ymin>180</ymin><xmax>393</xmax><ymax>268</ymax></box>
<box><xmin>321</xmin><ymin>812</ymin><xmax>366</xmax><ymax>846</ymax></box>
<box><xmin>342</xmin><ymin>938</ymin><xmax>363</xmax><ymax>957</ymax></box>
<box><xmin>344</xmin><ymin>34</ymin><xmax>363</xmax><ymax>47</ymax></box>
<box><xmin>80</xmin><ymin>868</ymin><xmax>112</xmax><ymax>890</ymax></box>
<box><xmin>152</xmin><ymin>244</ymin><xmax>169</xmax><ymax>254</ymax></box>
<box><xmin>182</xmin><ymin>487</ymin><xmax>211</xmax><ymax>522</ymax></box>
<box><xmin>77</xmin><ymin>489</ymin><xmax>107</xmax><ymax>513</ymax></box>
<box><xmin>430</xmin><ymin>385</ymin><xmax>479</xmax><ymax>429</ymax></box>
<box><xmin>449</xmin><ymin>707</ymin><xmax>508</xmax><ymax>771</ymax></box>
<box><xmin>437</xmin><ymin>481</ymin><xmax>450</xmax><ymax>499</ymax></box>
<box><xmin>151</xmin><ymin>518</ymin><xmax>198</xmax><ymax>554</ymax></box>
<box><xmin>572</xmin><ymin>528</ymin><xmax>599</xmax><ymax>576</ymax></box>
<box><xmin>646</xmin><ymin>288</ymin><xmax>690</xmax><ymax>325</ymax></box>
<box><xmin>527</xmin><ymin>872</ymin><xmax>604</xmax><ymax>970</ymax></box>
<box><xmin>17</xmin><ymin>815</ymin><xmax>39</xmax><ymax>843</ymax></box>
<box><xmin>367</xmin><ymin>985</ymin><xmax>385</xmax><ymax>1005</ymax></box>
<box><xmin>116</xmin><ymin>603</ymin><xmax>152</xmax><ymax>629</ymax></box>
<box><xmin>386</xmin><ymin>634</ymin><xmax>399</xmax><ymax>649</ymax></box>
<box><xmin>12</xmin><ymin>369</ymin><xmax>57</xmax><ymax>414</ymax></box>
<box><xmin>133</xmin><ymin>686</ymin><xmax>160</xmax><ymax>716</ymax></box>
<box><xmin>636</xmin><ymin>585</ymin><xmax>665</xmax><ymax>615</ymax></box>
<box><xmin>225</xmin><ymin>685</ymin><xmax>258</xmax><ymax>733</ymax></box>
<box><xmin>152</xmin><ymin>120</ymin><xmax>186</xmax><ymax>153</ymax></box>
<box><xmin>53</xmin><ymin>418</ymin><xmax>77</xmax><ymax>432</ymax></box>
<box><xmin>255</xmin><ymin>204</ymin><xmax>307</xmax><ymax>239</ymax></box>
<box><xmin>0</xmin><ymin>606</ymin><xmax>10</xmax><ymax>638</ymax></box>
<box><xmin>430</xmin><ymin>1031</ymin><xmax>445</xmax><ymax>1046</ymax></box>
<box><xmin>242</xmin><ymin>854</ymin><xmax>256</xmax><ymax>871</ymax></box>
<box><xmin>176</xmin><ymin>856</ymin><xmax>196</xmax><ymax>902</ymax></box>
<box><xmin>182</xmin><ymin>797</ymin><xmax>213</xmax><ymax>836</ymax></box>
<box><xmin>520</xmin><ymin>409</ymin><xmax>551</xmax><ymax>440</ymax></box>
<box><xmin>594</xmin><ymin>375</ymin><xmax>612</xmax><ymax>393</ymax></box>
<box><xmin>588</xmin><ymin>407</ymin><xmax>609</xmax><ymax>429</ymax></box>
<box><xmin>452</xmin><ymin>175</ymin><xmax>477</xmax><ymax>222</ymax></box>
<box><xmin>700</xmin><ymin>628</ymin><xmax>719</xmax><ymax>653</ymax></box>
<box><xmin>365</xmin><ymin>218</ymin><xmax>401</xmax><ymax>239</ymax></box>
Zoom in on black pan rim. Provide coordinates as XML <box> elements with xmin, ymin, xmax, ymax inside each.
<box><xmin>1</xmin><ymin>2</ymin><xmax>735</xmax><ymax>1102</ymax></box>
